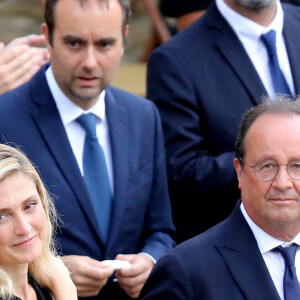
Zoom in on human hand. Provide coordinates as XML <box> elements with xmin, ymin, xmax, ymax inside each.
<box><xmin>38</xmin><ymin>255</ymin><xmax>77</xmax><ymax>300</ymax></box>
<box><xmin>5</xmin><ymin>34</ymin><xmax>48</xmax><ymax>49</ymax></box>
<box><xmin>61</xmin><ymin>255</ymin><xmax>114</xmax><ymax>297</ymax></box>
<box><xmin>115</xmin><ymin>253</ymin><xmax>154</xmax><ymax>299</ymax></box>
<box><xmin>0</xmin><ymin>35</ymin><xmax>50</xmax><ymax>95</ymax></box>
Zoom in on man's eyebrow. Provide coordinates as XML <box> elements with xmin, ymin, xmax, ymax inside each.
<box><xmin>96</xmin><ymin>37</ymin><xmax>117</xmax><ymax>44</ymax></box>
<box><xmin>63</xmin><ymin>35</ymin><xmax>85</xmax><ymax>43</ymax></box>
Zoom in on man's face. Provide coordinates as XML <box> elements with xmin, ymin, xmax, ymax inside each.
<box><xmin>43</xmin><ymin>0</ymin><xmax>126</xmax><ymax>109</ymax></box>
<box><xmin>234</xmin><ymin>114</ymin><xmax>300</xmax><ymax>240</ymax></box>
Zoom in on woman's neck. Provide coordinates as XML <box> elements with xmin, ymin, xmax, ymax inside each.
<box><xmin>4</xmin><ymin>264</ymin><xmax>36</xmax><ymax>300</ymax></box>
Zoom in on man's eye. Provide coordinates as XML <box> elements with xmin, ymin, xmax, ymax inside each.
<box><xmin>69</xmin><ymin>41</ymin><xmax>79</xmax><ymax>49</ymax></box>
<box><xmin>260</xmin><ymin>162</ymin><xmax>276</xmax><ymax>170</ymax></box>
<box><xmin>0</xmin><ymin>213</ymin><xmax>7</xmax><ymax>221</ymax></box>
<box><xmin>290</xmin><ymin>163</ymin><xmax>300</xmax><ymax>169</ymax></box>
<box><xmin>99</xmin><ymin>41</ymin><xmax>111</xmax><ymax>49</ymax></box>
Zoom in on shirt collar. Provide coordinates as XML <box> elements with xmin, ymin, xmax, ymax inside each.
<box><xmin>45</xmin><ymin>66</ymin><xmax>106</xmax><ymax>126</ymax></box>
<box><xmin>240</xmin><ymin>203</ymin><xmax>300</xmax><ymax>254</ymax></box>
<box><xmin>216</xmin><ymin>0</ymin><xmax>284</xmax><ymax>41</ymax></box>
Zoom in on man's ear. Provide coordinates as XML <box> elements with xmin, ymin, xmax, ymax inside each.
<box><xmin>121</xmin><ymin>25</ymin><xmax>129</xmax><ymax>56</ymax></box>
<box><xmin>234</xmin><ymin>158</ymin><xmax>243</xmax><ymax>190</ymax></box>
<box><xmin>124</xmin><ymin>24</ymin><xmax>129</xmax><ymax>38</ymax></box>
<box><xmin>42</xmin><ymin>23</ymin><xmax>52</xmax><ymax>52</ymax></box>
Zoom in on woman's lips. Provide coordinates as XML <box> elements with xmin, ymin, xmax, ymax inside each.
<box><xmin>13</xmin><ymin>235</ymin><xmax>36</xmax><ymax>247</ymax></box>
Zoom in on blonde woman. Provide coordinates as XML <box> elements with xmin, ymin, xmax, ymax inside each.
<box><xmin>0</xmin><ymin>144</ymin><xmax>77</xmax><ymax>300</ymax></box>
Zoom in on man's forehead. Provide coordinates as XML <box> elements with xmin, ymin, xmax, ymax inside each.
<box><xmin>250</xmin><ymin>112</ymin><xmax>300</xmax><ymax>130</ymax></box>
<box><xmin>53</xmin><ymin>0</ymin><xmax>123</xmax><ymax>32</ymax></box>
<box><xmin>54</xmin><ymin>0</ymin><xmax>115</xmax><ymax>14</ymax></box>
<box><xmin>245</xmin><ymin>112</ymin><xmax>300</xmax><ymax>153</ymax></box>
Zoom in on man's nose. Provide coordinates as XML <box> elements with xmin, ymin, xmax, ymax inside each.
<box><xmin>272</xmin><ymin>166</ymin><xmax>293</xmax><ymax>191</ymax></box>
<box><xmin>82</xmin><ymin>48</ymin><xmax>98</xmax><ymax>70</ymax></box>
<box><xmin>14</xmin><ymin>215</ymin><xmax>31</xmax><ymax>236</ymax></box>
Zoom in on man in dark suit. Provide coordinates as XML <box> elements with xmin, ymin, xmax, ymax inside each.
<box><xmin>0</xmin><ymin>0</ymin><xmax>175</xmax><ymax>299</ymax></box>
<box><xmin>147</xmin><ymin>0</ymin><xmax>300</xmax><ymax>243</ymax></box>
<box><xmin>140</xmin><ymin>97</ymin><xmax>300</xmax><ymax>300</ymax></box>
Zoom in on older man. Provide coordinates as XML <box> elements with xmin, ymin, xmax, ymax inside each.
<box><xmin>147</xmin><ymin>0</ymin><xmax>300</xmax><ymax>243</ymax></box>
<box><xmin>140</xmin><ymin>97</ymin><xmax>300</xmax><ymax>300</ymax></box>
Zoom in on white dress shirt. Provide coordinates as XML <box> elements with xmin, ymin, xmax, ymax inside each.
<box><xmin>216</xmin><ymin>0</ymin><xmax>295</xmax><ymax>99</ymax></box>
<box><xmin>241</xmin><ymin>203</ymin><xmax>300</xmax><ymax>299</ymax></box>
<box><xmin>45</xmin><ymin>66</ymin><xmax>114</xmax><ymax>194</ymax></box>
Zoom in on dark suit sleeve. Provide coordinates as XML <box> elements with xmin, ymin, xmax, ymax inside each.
<box><xmin>140</xmin><ymin>103</ymin><xmax>176</xmax><ymax>260</ymax></box>
<box><xmin>140</xmin><ymin>252</ymin><xmax>194</xmax><ymax>299</ymax></box>
<box><xmin>147</xmin><ymin>48</ymin><xmax>237</xmax><ymax>234</ymax></box>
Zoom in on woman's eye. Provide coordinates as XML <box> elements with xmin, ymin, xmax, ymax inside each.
<box><xmin>25</xmin><ymin>202</ymin><xmax>37</xmax><ymax>210</ymax></box>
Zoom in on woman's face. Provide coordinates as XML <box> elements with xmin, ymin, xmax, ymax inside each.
<box><xmin>0</xmin><ymin>172</ymin><xmax>47</xmax><ymax>270</ymax></box>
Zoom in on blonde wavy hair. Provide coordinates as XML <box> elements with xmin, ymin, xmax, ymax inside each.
<box><xmin>0</xmin><ymin>144</ymin><xmax>58</xmax><ymax>299</ymax></box>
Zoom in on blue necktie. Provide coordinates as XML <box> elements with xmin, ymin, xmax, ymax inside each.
<box><xmin>273</xmin><ymin>244</ymin><xmax>300</xmax><ymax>299</ymax></box>
<box><xmin>77</xmin><ymin>113</ymin><xmax>111</xmax><ymax>243</ymax></box>
<box><xmin>261</xmin><ymin>30</ymin><xmax>291</xmax><ymax>95</ymax></box>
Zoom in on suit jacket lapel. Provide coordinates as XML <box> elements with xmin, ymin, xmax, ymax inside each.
<box><xmin>104</xmin><ymin>87</ymin><xmax>129</xmax><ymax>253</ymax></box>
<box><xmin>282</xmin><ymin>4</ymin><xmax>300</xmax><ymax>95</ymax></box>
<box><xmin>30</xmin><ymin>67</ymin><xmax>104</xmax><ymax>242</ymax></box>
<box><xmin>217</xmin><ymin>203</ymin><xmax>280</xmax><ymax>300</ymax></box>
<box><xmin>205</xmin><ymin>3</ymin><xmax>267</xmax><ymax>105</ymax></box>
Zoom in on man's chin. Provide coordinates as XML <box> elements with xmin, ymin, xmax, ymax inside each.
<box><xmin>71</xmin><ymin>88</ymin><xmax>103</xmax><ymax>103</ymax></box>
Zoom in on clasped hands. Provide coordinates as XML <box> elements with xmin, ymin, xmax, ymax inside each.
<box><xmin>62</xmin><ymin>253</ymin><xmax>154</xmax><ymax>299</ymax></box>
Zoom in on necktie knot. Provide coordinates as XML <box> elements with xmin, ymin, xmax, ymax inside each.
<box><xmin>77</xmin><ymin>113</ymin><xmax>97</xmax><ymax>137</ymax></box>
<box><xmin>261</xmin><ymin>30</ymin><xmax>277</xmax><ymax>58</ymax></box>
<box><xmin>273</xmin><ymin>243</ymin><xmax>298</xmax><ymax>267</ymax></box>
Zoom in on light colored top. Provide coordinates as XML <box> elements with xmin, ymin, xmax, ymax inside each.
<box><xmin>45</xmin><ymin>66</ymin><xmax>114</xmax><ymax>193</ymax></box>
<box><xmin>241</xmin><ymin>203</ymin><xmax>300</xmax><ymax>299</ymax></box>
<box><xmin>216</xmin><ymin>0</ymin><xmax>295</xmax><ymax>99</ymax></box>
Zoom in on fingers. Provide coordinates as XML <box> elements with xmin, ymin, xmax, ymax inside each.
<box><xmin>0</xmin><ymin>45</ymin><xmax>49</xmax><ymax>94</ymax></box>
<box><xmin>6</xmin><ymin>34</ymin><xmax>47</xmax><ymax>49</ymax></box>
<box><xmin>61</xmin><ymin>255</ymin><xmax>114</xmax><ymax>298</ymax></box>
<box><xmin>117</xmin><ymin>272</ymin><xmax>145</xmax><ymax>299</ymax></box>
<box><xmin>116</xmin><ymin>254</ymin><xmax>154</xmax><ymax>299</ymax></box>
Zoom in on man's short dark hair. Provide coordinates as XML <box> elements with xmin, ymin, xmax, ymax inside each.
<box><xmin>45</xmin><ymin>0</ymin><xmax>131</xmax><ymax>45</ymax></box>
<box><xmin>235</xmin><ymin>96</ymin><xmax>300</xmax><ymax>166</ymax></box>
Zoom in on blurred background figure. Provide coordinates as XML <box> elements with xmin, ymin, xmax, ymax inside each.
<box><xmin>0</xmin><ymin>144</ymin><xmax>77</xmax><ymax>300</ymax></box>
<box><xmin>0</xmin><ymin>34</ymin><xmax>50</xmax><ymax>95</ymax></box>
<box><xmin>160</xmin><ymin>0</ymin><xmax>211</xmax><ymax>31</ymax></box>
